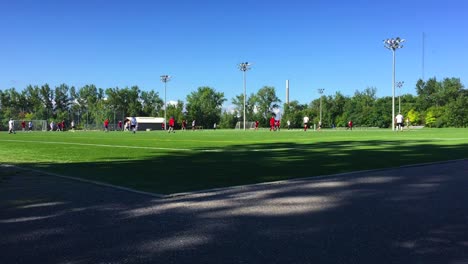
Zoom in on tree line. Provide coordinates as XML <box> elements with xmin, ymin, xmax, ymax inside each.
<box><xmin>0</xmin><ymin>77</ymin><xmax>466</xmax><ymax>130</ymax></box>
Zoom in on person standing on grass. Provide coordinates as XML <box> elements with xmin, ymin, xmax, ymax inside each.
<box><xmin>287</xmin><ymin>120</ymin><xmax>291</xmax><ymax>130</ymax></box>
<box><xmin>71</xmin><ymin>120</ymin><xmax>75</xmax><ymax>132</ymax></box>
<box><xmin>104</xmin><ymin>118</ymin><xmax>109</xmax><ymax>132</ymax></box>
<box><xmin>395</xmin><ymin>113</ymin><xmax>404</xmax><ymax>131</ymax></box>
<box><xmin>130</xmin><ymin>116</ymin><xmax>137</xmax><ymax>133</ymax></box>
<box><xmin>21</xmin><ymin>120</ymin><xmax>26</xmax><ymax>132</ymax></box>
<box><xmin>182</xmin><ymin>120</ymin><xmax>187</xmax><ymax>130</ymax></box>
<box><xmin>50</xmin><ymin>121</ymin><xmax>54</xmax><ymax>131</ymax></box>
<box><xmin>118</xmin><ymin>120</ymin><xmax>122</xmax><ymax>131</ymax></box>
<box><xmin>192</xmin><ymin>120</ymin><xmax>196</xmax><ymax>131</ymax></box>
<box><xmin>168</xmin><ymin>116</ymin><xmax>175</xmax><ymax>133</ymax></box>
<box><xmin>318</xmin><ymin>121</ymin><xmax>322</xmax><ymax>131</ymax></box>
<box><xmin>28</xmin><ymin>121</ymin><xmax>33</xmax><ymax>132</ymax></box>
<box><xmin>255</xmin><ymin>120</ymin><xmax>259</xmax><ymax>130</ymax></box>
<box><xmin>269</xmin><ymin>116</ymin><xmax>276</xmax><ymax>131</ymax></box>
<box><xmin>8</xmin><ymin>118</ymin><xmax>15</xmax><ymax>134</ymax></box>
<box><xmin>347</xmin><ymin>120</ymin><xmax>353</xmax><ymax>130</ymax></box>
<box><xmin>276</xmin><ymin>119</ymin><xmax>281</xmax><ymax>131</ymax></box>
<box><xmin>125</xmin><ymin>119</ymin><xmax>130</xmax><ymax>131</ymax></box>
<box><xmin>303</xmin><ymin>115</ymin><xmax>309</xmax><ymax>131</ymax></box>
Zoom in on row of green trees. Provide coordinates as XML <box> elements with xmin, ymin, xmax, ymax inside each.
<box><xmin>0</xmin><ymin>77</ymin><xmax>466</xmax><ymax>130</ymax></box>
<box><xmin>284</xmin><ymin>77</ymin><xmax>467</xmax><ymax>128</ymax></box>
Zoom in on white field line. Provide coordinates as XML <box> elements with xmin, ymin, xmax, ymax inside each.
<box><xmin>427</xmin><ymin>138</ymin><xmax>468</xmax><ymax>141</ymax></box>
<box><xmin>0</xmin><ymin>139</ymin><xmax>193</xmax><ymax>151</ymax></box>
<box><xmin>0</xmin><ymin>139</ymin><xmax>297</xmax><ymax>152</ymax></box>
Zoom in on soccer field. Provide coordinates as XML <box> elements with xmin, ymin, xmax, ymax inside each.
<box><xmin>1</xmin><ymin>128</ymin><xmax>467</xmax><ymax>194</ymax></box>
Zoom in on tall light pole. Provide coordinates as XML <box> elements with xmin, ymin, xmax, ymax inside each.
<box><xmin>396</xmin><ymin>81</ymin><xmax>404</xmax><ymax>113</ymax></box>
<box><xmin>318</xmin><ymin>88</ymin><xmax>325</xmax><ymax>124</ymax></box>
<box><xmin>160</xmin><ymin>75</ymin><xmax>171</xmax><ymax>131</ymax></box>
<box><xmin>238</xmin><ymin>62</ymin><xmax>251</xmax><ymax>131</ymax></box>
<box><xmin>384</xmin><ymin>37</ymin><xmax>405</xmax><ymax>131</ymax></box>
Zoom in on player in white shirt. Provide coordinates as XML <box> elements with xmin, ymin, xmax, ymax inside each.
<box><xmin>303</xmin><ymin>116</ymin><xmax>309</xmax><ymax>131</ymax></box>
<box><xmin>395</xmin><ymin>113</ymin><xmax>404</xmax><ymax>131</ymax></box>
<box><xmin>130</xmin><ymin>117</ymin><xmax>137</xmax><ymax>133</ymax></box>
<box><xmin>8</xmin><ymin>119</ymin><xmax>15</xmax><ymax>134</ymax></box>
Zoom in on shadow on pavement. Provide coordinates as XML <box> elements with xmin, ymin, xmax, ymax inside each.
<box><xmin>1</xmin><ymin>160</ymin><xmax>467</xmax><ymax>263</ymax></box>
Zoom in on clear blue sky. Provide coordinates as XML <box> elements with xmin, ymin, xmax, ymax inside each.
<box><xmin>1</xmin><ymin>0</ymin><xmax>467</xmax><ymax>107</ymax></box>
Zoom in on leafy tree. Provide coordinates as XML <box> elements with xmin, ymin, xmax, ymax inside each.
<box><xmin>443</xmin><ymin>95</ymin><xmax>468</xmax><ymax>127</ymax></box>
<box><xmin>254</xmin><ymin>86</ymin><xmax>281</xmax><ymax>124</ymax></box>
<box><xmin>370</xmin><ymin>97</ymin><xmax>392</xmax><ymax>128</ymax></box>
<box><xmin>140</xmin><ymin>90</ymin><xmax>163</xmax><ymax>117</ymax></box>
<box><xmin>219</xmin><ymin>110</ymin><xmax>238</xmax><ymax>129</ymax></box>
<box><xmin>231</xmin><ymin>92</ymin><xmax>256</xmax><ymax>123</ymax></box>
<box><xmin>54</xmin><ymin>84</ymin><xmax>71</xmax><ymax>116</ymax></box>
<box><xmin>283</xmin><ymin>100</ymin><xmax>308</xmax><ymax>128</ymax></box>
<box><xmin>424</xmin><ymin>106</ymin><xmax>445</xmax><ymax>127</ymax></box>
<box><xmin>416</xmin><ymin>77</ymin><xmax>464</xmax><ymax>112</ymax></box>
<box><xmin>186</xmin><ymin>87</ymin><xmax>226</xmax><ymax>129</ymax></box>
<box><xmin>407</xmin><ymin>109</ymin><xmax>422</xmax><ymax>125</ymax></box>
<box><xmin>24</xmin><ymin>85</ymin><xmax>45</xmax><ymax>119</ymax></box>
<box><xmin>39</xmin><ymin>84</ymin><xmax>54</xmax><ymax>119</ymax></box>
<box><xmin>166</xmin><ymin>100</ymin><xmax>185</xmax><ymax>127</ymax></box>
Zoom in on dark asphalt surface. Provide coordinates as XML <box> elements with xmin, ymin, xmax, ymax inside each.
<box><xmin>1</xmin><ymin>160</ymin><xmax>467</xmax><ymax>264</ymax></box>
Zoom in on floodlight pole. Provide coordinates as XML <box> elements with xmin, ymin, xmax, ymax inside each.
<box><xmin>384</xmin><ymin>37</ymin><xmax>405</xmax><ymax>131</ymax></box>
<box><xmin>318</xmin><ymin>88</ymin><xmax>325</xmax><ymax>124</ymax></box>
<box><xmin>238</xmin><ymin>62</ymin><xmax>251</xmax><ymax>131</ymax></box>
<box><xmin>160</xmin><ymin>75</ymin><xmax>171</xmax><ymax>131</ymax></box>
<box><xmin>396</xmin><ymin>81</ymin><xmax>404</xmax><ymax>113</ymax></box>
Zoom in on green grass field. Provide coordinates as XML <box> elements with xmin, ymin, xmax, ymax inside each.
<box><xmin>1</xmin><ymin>128</ymin><xmax>467</xmax><ymax>194</ymax></box>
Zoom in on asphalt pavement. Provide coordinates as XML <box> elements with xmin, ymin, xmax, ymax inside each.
<box><xmin>1</xmin><ymin>159</ymin><xmax>467</xmax><ymax>264</ymax></box>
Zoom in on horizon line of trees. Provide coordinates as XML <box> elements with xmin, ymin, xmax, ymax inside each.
<box><xmin>0</xmin><ymin>77</ymin><xmax>467</xmax><ymax>130</ymax></box>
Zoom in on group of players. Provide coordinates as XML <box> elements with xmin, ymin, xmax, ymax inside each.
<box><xmin>7</xmin><ymin>113</ymin><xmax>407</xmax><ymax>134</ymax></box>
<box><xmin>8</xmin><ymin>119</ymin><xmax>34</xmax><ymax>134</ymax></box>
<box><xmin>108</xmin><ymin>117</ymin><xmax>138</xmax><ymax>133</ymax></box>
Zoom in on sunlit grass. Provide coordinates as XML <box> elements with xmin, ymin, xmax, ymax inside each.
<box><xmin>1</xmin><ymin>128</ymin><xmax>467</xmax><ymax>194</ymax></box>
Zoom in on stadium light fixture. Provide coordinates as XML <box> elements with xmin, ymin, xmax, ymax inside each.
<box><xmin>238</xmin><ymin>62</ymin><xmax>251</xmax><ymax>131</ymax></box>
<box><xmin>318</xmin><ymin>88</ymin><xmax>325</xmax><ymax>125</ymax></box>
<box><xmin>396</xmin><ymin>81</ymin><xmax>404</xmax><ymax>114</ymax></box>
<box><xmin>160</xmin><ymin>75</ymin><xmax>171</xmax><ymax>130</ymax></box>
<box><xmin>384</xmin><ymin>37</ymin><xmax>405</xmax><ymax>131</ymax></box>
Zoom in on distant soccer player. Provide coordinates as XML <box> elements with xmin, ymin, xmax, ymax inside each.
<box><xmin>104</xmin><ymin>118</ymin><xmax>109</xmax><ymax>132</ymax></box>
<box><xmin>168</xmin><ymin>116</ymin><xmax>175</xmax><ymax>133</ymax></box>
<box><xmin>21</xmin><ymin>120</ymin><xmax>26</xmax><ymax>131</ymax></box>
<box><xmin>395</xmin><ymin>113</ymin><xmax>404</xmax><ymax>131</ymax></box>
<box><xmin>269</xmin><ymin>116</ymin><xmax>275</xmax><ymax>131</ymax></box>
<box><xmin>347</xmin><ymin>120</ymin><xmax>353</xmax><ymax>130</ymax></box>
<box><xmin>124</xmin><ymin>119</ymin><xmax>129</xmax><ymax>131</ymax></box>
<box><xmin>192</xmin><ymin>120</ymin><xmax>196</xmax><ymax>131</ymax></box>
<box><xmin>8</xmin><ymin>119</ymin><xmax>15</xmax><ymax>134</ymax></box>
<box><xmin>118</xmin><ymin>120</ymin><xmax>122</xmax><ymax>131</ymax></box>
<box><xmin>71</xmin><ymin>120</ymin><xmax>75</xmax><ymax>132</ymax></box>
<box><xmin>28</xmin><ymin>121</ymin><xmax>33</xmax><ymax>132</ymax></box>
<box><xmin>255</xmin><ymin>120</ymin><xmax>259</xmax><ymax>130</ymax></box>
<box><xmin>276</xmin><ymin>119</ymin><xmax>281</xmax><ymax>131</ymax></box>
<box><xmin>182</xmin><ymin>120</ymin><xmax>187</xmax><ymax>130</ymax></box>
<box><xmin>303</xmin><ymin>116</ymin><xmax>309</xmax><ymax>131</ymax></box>
<box><xmin>287</xmin><ymin>120</ymin><xmax>291</xmax><ymax>130</ymax></box>
<box><xmin>130</xmin><ymin>117</ymin><xmax>137</xmax><ymax>133</ymax></box>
